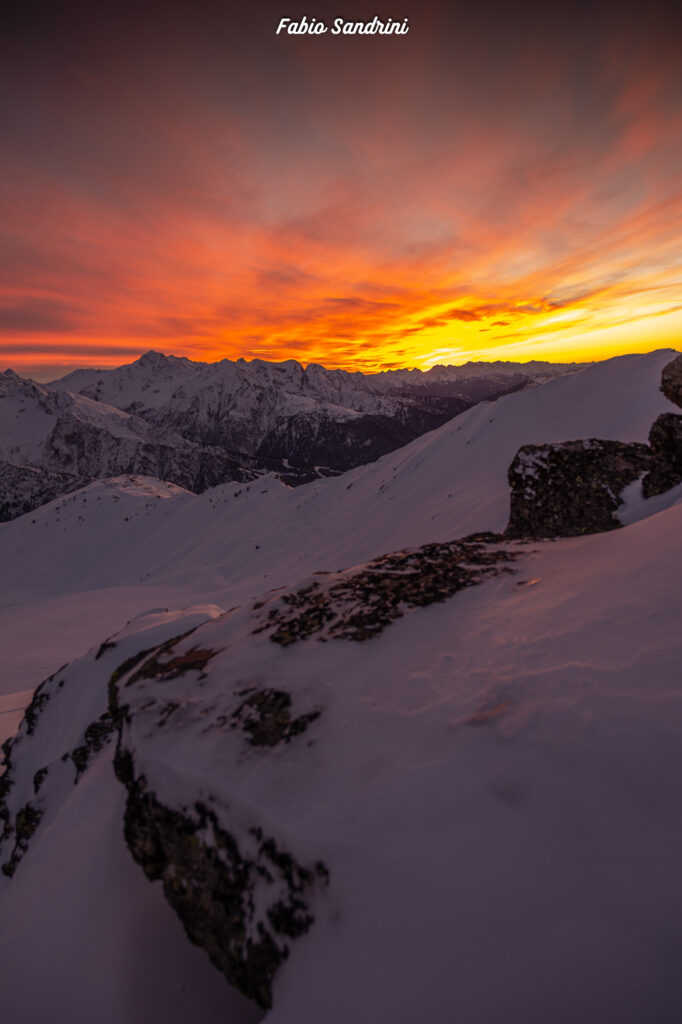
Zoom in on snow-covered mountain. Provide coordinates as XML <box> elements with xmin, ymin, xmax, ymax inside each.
<box><xmin>2</xmin><ymin>350</ymin><xmax>675</xmax><ymax>602</ymax></box>
<box><xmin>1</xmin><ymin>349</ymin><xmax>681</xmax><ymax>1024</ymax></box>
<box><xmin>0</xmin><ymin>369</ymin><xmax>324</xmax><ymax>520</ymax></box>
<box><xmin>50</xmin><ymin>350</ymin><xmax>582</xmax><ymax>470</ymax></box>
<box><xmin>1</xmin><ymin>354</ymin><xmax>582</xmax><ymax>520</ymax></box>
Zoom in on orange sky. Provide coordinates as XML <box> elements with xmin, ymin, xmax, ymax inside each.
<box><xmin>2</xmin><ymin>1</ymin><xmax>681</xmax><ymax>379</ymax></box>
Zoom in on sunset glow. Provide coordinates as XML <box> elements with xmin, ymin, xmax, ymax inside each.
<box><xmin>2</xmin><ymin>1</ymin><xmax>681</xmax><ymax>378</ymax></box>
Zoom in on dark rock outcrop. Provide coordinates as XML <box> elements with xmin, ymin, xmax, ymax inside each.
<box><xmin>661</xmin><ymin>353</ymin><xmax>682</xmax><ymax>409</ymax></box>
<box><xmin>506</xmin><ymin>440</ymin><xmax>652</xmax><ymax>539</ymax></box>
<box><xmin>505</xmin><ymin>355</ymin><xmax>682</xmax><ymax>539</ymax></box>
<box><xmin>231</xmin><ymin>689</ymin><xmax>321</xmax><ymax>746</ymax></box>
<box><xmin>255</xmin><ymin>537</ymin><xmax>520</xmax><ymax>645</ymax></box>
<box><xmin>71</xmin><ymin>712</ymin><xmax>116</xmax><ymax>778</ymax></box>
<box><xmin>643</xmin><ymin>413</ymin><xmax>682</xmax><ymax>498</ymax></box>
<box><xmin>104</xmin><ymin>637</ymin><xmax>329</xmax><ymax>1011</ymax></box>
<box><xmin>1</xmin><ymin>802</ymin><xmax>43</xmax><ymax>877</ymax></box>
<box><xmin>114</xmin><ymin>763</ymin><xmax>326</xmax><ymax>1010</ymax></box>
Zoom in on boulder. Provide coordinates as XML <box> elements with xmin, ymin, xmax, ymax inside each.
<box><xmin>506</xmin><ymin>439</ymin><xmax>651</xmax><ymax>539</ymax></box>
<box><xmin>661</xmin><ymin>353</ymin><xmax>682</xmax><ymax>410</ymax></box>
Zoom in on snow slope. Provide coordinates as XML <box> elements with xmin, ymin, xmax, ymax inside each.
<box><xmin>0</xmin><ymin>349</ymin><xmax>677</xmax><ymax>712</ymax></box>
<box><xmin>1</xmin><ymin>347</ymin><xmax>681</xmax><ymax>1023</ymax></box>
<box><xmin>0</xmin><ymin>606</ymin><xmax>260</xmax><ymax>1024</ymax></box>
<box><xmin>0</xmin><ymin>347</ymin><xmax>676</xmax><ymax>744</ymax></box>
<box><xmin>1</xmin><ymin>496</ymin><xmax>681</xmax><ymax>1023</ymax></box>
<box><xmin>2</xmin><ymin>350</ymin><xmax>676</xmax><ymax>602</ymax></box>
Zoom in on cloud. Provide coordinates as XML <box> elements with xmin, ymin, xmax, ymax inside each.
<box><xmin>2</xmin><ymin>1</ymin><xmax>682</xmax><ymax>372</ymax></box>
<box><xmin>0</xmin><ymin>298</ymin><xmax>83</xmax><ymax>333</ymax></box>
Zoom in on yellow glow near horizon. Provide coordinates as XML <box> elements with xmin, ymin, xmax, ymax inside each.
<box><xmin>4</xmin><ymin>251</ymin><xmax>681</xmax><ymax>377</ymax></box>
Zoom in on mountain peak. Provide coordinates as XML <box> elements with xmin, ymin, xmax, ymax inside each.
<box><xmin>136</xmin><ymin>350</ymin><xmax>169</xmax><ymax>366</ymax></box>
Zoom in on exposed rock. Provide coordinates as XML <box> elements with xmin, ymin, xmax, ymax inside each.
<box><xmin>22</xmin><ymin>680</ymin><xmax>55</xmax><ymax>735</ymax></box>
<box><xmin>643</xmin><ymin>413</ymin><xmax>682</xmax><ymax>498</ymax></box>
<box><xmin>0</xmin><ymin>745</ymin><xmax>14</xmax><ymax>842</ymax></box>
<box><xmin>506</xmin><ymin>439</ymin><xmax>652</xmax><ymax>538</ymax></box>
<box><xmin>505</xmin><ymin>357</ymin><xmax>682</xmax><ymax>535</ymax></box>
<box><xmin>661</xmin><ymin>353</ymin><xmax>682</xmax><ymax>410</ymax></box>
<box><xmin>1</xmin><ymin>801</ymin><xmax>42</xmax><ymax>877</ymax></box>
<box><xmin>95</xmin><ymin>639</ymin><xmax>117</xmax><ymax>660</ymax></box>
<box><xmin>231</xmin><ymin>689</ymin><xmax>321</xmax><ymax>746</ymax></box>
<box><xmin>255</xmin><ymin>538</ymin><xmax>520</xmax><ymax>645</ymax></box>
<box><xmin>71</xmin><ymin>712</ymin><xmax>116</xmax><ymax>779</ymax></box>
<box><xmin>114</xmin><ymin>752</ymin><xmax>327</xmax><ymax>1010</ymax></box>
<box><xmin>98</xmin><ymin>632</ymin><xmax>330</xmax><ymax>1010</ymax></box>
<box><xmin>32</xmin><ymin>767</ymin><xmax>49</xmax><ymax>795</ymax></box>
<box><xmin>124</xmin><ymin>639</ymin><xmax>219</xmax><ymax>685</ymax></box>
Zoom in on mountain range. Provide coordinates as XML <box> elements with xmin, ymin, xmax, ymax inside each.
<box><xmin>0</xmin><ymin>352</ymin><xmax>583</xmax><ymax>520</ymax></box>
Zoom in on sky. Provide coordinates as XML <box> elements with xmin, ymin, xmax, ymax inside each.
<box><xmin>1</xmin><ymin>0</ymin><xmax>682</xmax><ymax>379</ymax></box>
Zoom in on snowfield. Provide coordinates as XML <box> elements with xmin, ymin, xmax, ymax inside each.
<box><xmin>1</xmin><ymin>349</ymin><xmax>681</xmax><ymax>1023</ymax></box>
